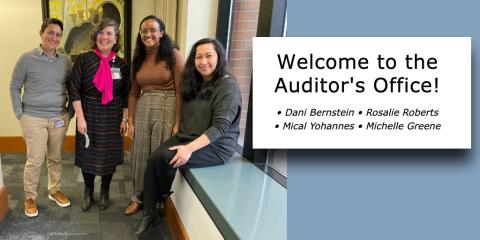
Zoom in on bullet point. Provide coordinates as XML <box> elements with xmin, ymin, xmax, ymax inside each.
<box><xmin>359</xmin><ymin>124</ymin><xmax>363</xmax><ymax>128</ymax></box>
<box><xmin>277</xmin><ymin>111</ymin><xmax>281</xmax><ymax>115</ymax></box>
<box><xmin>359</xmin><ymin>111</ymin><xmax>363</xmax><ymax>115</ymax></box>
<box><xmin>275</xmin><ymin>124</ymin><xmax>279</xmax><ymax>128</ymax></box>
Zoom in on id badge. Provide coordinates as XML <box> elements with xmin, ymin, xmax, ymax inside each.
<box><xmin>54</xmin><ymin>119</ymin><xmax>65</xmax><ymax>128</ymax></box>
<box><xmin>111</xmin><ymin>68</ymin><xmax>122</xmax><ymax>80</ymax></box>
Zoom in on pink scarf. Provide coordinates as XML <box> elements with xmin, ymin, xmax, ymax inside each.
<box><xmin>93</xmin><ymin>48</ymin><xmax>116</xmax><ymax>105</ymax></box>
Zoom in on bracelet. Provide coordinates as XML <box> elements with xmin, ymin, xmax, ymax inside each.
<box><xmin>122</xmin><ymin>118</ymin><xmax>128</xmax><ymax>122</ymax></box>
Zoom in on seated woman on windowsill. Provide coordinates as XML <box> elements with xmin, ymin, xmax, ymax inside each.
<box><xmin>134</xmin><ymin>38</ymin><xmax>242</xmax><ymax>236</ymax></box>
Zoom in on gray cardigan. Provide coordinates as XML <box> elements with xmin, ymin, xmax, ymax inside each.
<box><xmin>10</xmin><ymin>48</ymin><xmax>71</xmax><ymax>119</ymax></box>
<box><xmin>177</xmin><ymin>76</ymin><xmax>242</xmax><ymax>160</ymax></box>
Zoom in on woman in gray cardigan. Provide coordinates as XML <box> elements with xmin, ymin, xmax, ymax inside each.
<box><xmin>135</xmin><ymin>38</ymin><xmax>242</xmax><ymax>236</ymax></box>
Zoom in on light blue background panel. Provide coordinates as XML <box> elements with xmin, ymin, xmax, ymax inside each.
<box><xmin>287</xmin><ymin>0</ymin><xmax>479</xmax><ymax>239</ymax></box>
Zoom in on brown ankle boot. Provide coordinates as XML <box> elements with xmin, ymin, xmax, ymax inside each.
<box><xmin>125</xmin><ymin>201</ymin><xmax>142</xmax><ymax>215</ymax></box>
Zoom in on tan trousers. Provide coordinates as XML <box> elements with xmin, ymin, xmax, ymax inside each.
<box><xmin>20</xmin><ymin>113</ymin><xmax>70</xmax><ymax>200</ymax></box>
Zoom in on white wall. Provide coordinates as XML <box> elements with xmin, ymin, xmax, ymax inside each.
<box><xmin>184</xmin><ymin>0</ymin><xmax>218</xmax><ymax>55</ymax></box>
<box><xmin>131</xmin><ymin>0</ymin><xmax>156</xmax><ymax>59</ymax></box>
<box><xmin>171</xmin><ymin>172</ymin><xmax>224</xmax><ymax>240</ymax></box>
<box><xmin>0</xmin><ymin>0</ymin><xmax>43</xmax><ymax>136</ymax></box>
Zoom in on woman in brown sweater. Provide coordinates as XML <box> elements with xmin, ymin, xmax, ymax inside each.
<box><xmin>125</xmin><ymin>15</ymin><xmax>184</xmax><ymax>215</ymax></box>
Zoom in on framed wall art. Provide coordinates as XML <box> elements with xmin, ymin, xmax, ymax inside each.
<box><xmin>41</xmin><ymin>0</ymin><xmax>131</xmax><ymax>63</ymax></box>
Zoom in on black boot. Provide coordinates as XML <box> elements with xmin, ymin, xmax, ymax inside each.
<box><xmin>135</xmin><ymin>210</ymin><xmax>159</xmax><ymax>236</ymax></box>
<box><xmin>157</xmin><ymin>191</ymin><xmax>173</xmax><ymax>217</ymax></box>
<box><xmin>98</xmin><ymin>186</ymin><xmax>110</xmax><ymax>210</ymax></box>
<box><xmin>81</xmin><ymin>187</ymin><xmax>93</xmax><ymax>211</ymax></box>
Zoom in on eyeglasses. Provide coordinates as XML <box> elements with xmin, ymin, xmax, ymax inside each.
<box><xmin>139</xmin><ymin>28</ymin><xmax>161</xmax><ymax>35</ymax></box>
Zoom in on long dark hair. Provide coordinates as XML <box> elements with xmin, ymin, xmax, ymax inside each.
<box><xmin>132</xmin><ymin>15</ymin><xmax>176</xmax><ymax>75</ymax></box>
<box><xmin>182</xmin><ymin>38</ymin><xmax>231</xmax><ymax>101</ymax></box>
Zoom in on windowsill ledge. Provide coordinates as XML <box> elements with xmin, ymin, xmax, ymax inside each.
<box><xmin>182</xmin><ymin>153</ymin><xmax>287</xmax><ymax>239</ymax></box>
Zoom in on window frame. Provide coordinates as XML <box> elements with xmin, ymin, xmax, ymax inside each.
<box><xmin>216</xmin><ymin>0</ymin><xmax>288</xmax><ymax>188</ymax></box>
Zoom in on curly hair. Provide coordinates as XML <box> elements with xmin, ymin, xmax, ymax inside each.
<box><xmin>132</xmin><ymin>15</ymin><xmax>177</xmax><ymax>75</ymax></box>
<box><xmin>182</xmin><ymin>38</ymin><xmax>232</xmax><ymax>101</ymax></box>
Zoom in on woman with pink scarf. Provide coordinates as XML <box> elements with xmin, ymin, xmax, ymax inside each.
<box><xmin>68</xmin><ymin>19</ymin><xmax>130</xmax><ymax>212</ymax></box>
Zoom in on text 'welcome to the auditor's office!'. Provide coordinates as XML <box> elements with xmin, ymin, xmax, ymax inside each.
<box><xmin>253</xmin><ymin>37</ymin><xmax>471</xmax><ymax>149</ymax></box>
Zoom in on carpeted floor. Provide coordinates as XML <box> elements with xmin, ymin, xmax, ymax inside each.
<box><xmin>0</xmin><ymin>152</ymin><xmax>171</xmax><ymax>240</ymax></box>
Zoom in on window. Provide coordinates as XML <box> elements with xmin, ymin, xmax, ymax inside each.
<box><xmin>216</xmin><ymin>0</ymin><xmax>261</xmax><ymax>146</ymax></box>
<box><xmin>217</xmin><ymin>0</ymin><xmax>287</xmax><ymax>187</ymax></box>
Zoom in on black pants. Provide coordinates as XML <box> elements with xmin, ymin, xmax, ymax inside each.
<box><xmin>143</xmin><ymin>136</ymin><xmax>225</xmax><ymax>210</ymax></box>
<box><xmin>82</xmin><ymin>171</ymin><xmax>113</xmax><ymax>189</ymax></box>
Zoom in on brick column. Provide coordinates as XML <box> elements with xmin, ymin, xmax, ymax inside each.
<box><xmin>229</xmin><ymin>0</ymin><xmax>260</xmax><ymax>142</ymax></box>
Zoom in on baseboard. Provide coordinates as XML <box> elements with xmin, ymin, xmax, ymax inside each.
<box><xmin>0</xmin><ymin>136</ymin><xmax>131</xmax><ymax>153</ymax></box>
<box><xmin>0</xmin><ymin>185</ymin><xmax>8</xmax><ymax>221</ymax></box>
<box><xmin>0</xmin><ymin>137</ymin><xmax>26</xmax><ymax>153</ymax></box>
<box><xmin>164</xmin><ymin>196</ymin><xmax>190</xmax><ymax>240</ymax></box>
